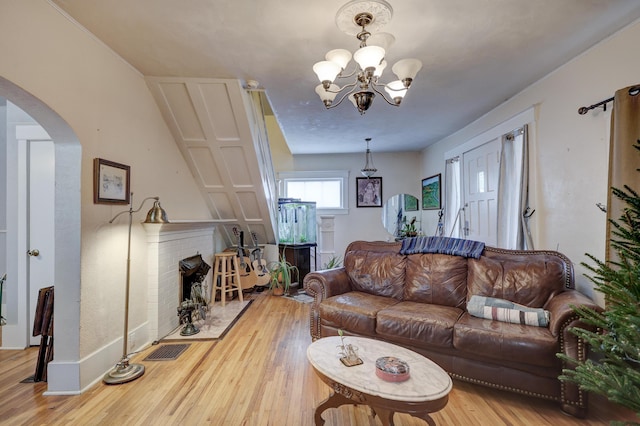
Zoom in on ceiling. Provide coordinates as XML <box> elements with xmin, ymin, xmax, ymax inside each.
<box><xmin>50</xmin><ymin>0</ymin><xmax>640</xmax><ymax>155</ymax></box>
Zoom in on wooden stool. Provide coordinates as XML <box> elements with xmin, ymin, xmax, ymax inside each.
<box><xmin>212</xmin><ymin>252</ymin><xmax>243</xmax><ymax>307</ymax></box>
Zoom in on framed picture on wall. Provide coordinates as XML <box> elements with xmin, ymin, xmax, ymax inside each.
<box><xmin>422</xmin><ymin>173</ymin><xmax>441</xmax><ymax>210</ymax></box>
<box><xmin>93</xmin><ymin>158</ymin><xmax>130</xmax><ymax>204</ymax></box>
<box><xmin>404</xmin><ymin>194</ymin><xmax>419</xmax><ymax>211</ymax></box>
<box><xmin>356</xmin><ymin>177</ymin><xmax>383</xmax><ymax>207</ymax></box>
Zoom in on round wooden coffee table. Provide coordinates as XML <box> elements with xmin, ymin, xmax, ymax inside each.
<box><xmin>307</xmin><ymin>336</ymin><xmax>452</xmax><ymax>426</ymax></box>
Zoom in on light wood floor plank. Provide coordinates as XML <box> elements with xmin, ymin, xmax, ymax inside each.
<box><xmin>0</xmin><ymin>291</ymin><xmax>636</xmax><ymax>425</ymax></box>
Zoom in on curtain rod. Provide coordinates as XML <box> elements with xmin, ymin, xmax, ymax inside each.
<box><xmin>578</xmin><ymin>85</ymin><xmax>640</xmax><ymax>115</ymax></box>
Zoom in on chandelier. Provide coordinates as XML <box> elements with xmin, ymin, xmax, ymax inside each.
<box><xmin>361</xmin><ymin>137</ymin><xmax>377</xmax><ymax>177</ymax></box>
<box><xmin>313</xmin><ymin>0</ymin><xmax>422</xmax><ymax>115</ymax></box>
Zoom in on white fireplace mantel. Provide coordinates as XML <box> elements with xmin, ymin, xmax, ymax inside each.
<box><xmin>143</xmin><ymin>220</ymin><xmax>218</xmax><ymax>239</ymax></box>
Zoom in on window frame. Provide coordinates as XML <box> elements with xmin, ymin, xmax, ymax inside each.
<box><xmin>278</xmin><ymin>170</ymin><xmax>349</xmax><ymax>215</ymax></box>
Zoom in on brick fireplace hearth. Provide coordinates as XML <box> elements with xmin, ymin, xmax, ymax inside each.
<box><xmin>143</xmin><ymin>221</ymin><xmax>217</xmax><ymax>340</ymax></box>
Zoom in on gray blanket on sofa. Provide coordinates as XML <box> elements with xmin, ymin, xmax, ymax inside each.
<box><xmin>399</xmin><ymin>236</ymin><xmax>485</xmax><ymax>259</ymax></box>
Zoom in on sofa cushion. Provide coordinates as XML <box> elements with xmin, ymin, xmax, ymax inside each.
<box><xmin>377</xmin><ymin>301</ymin><xmax>463</xmax><ymax>349</ymax></box>
<box><xmin>467</xmin><ymin>295</ymin><xmax>550</xmax><ymax>327</ymax></box>
<box><xmin>404</xmin><ymin>253</ymin><xmax>468</xmax><ymax>308</ymax></box>
<box><xmin>344</xmin><ymin>250</ymin><xmax>406</xmax><ymax>299</ymax></box>
<box><xmin>453</xmin><ymin>312</ymin><xmax>560</xmax><ymax>368</ymax></box>
<box><xmin>319</xmin><ymin>291</ymin><xmax>400</xmax><ymax>336</ymax></box>
<box><xmin>467</xmin><ymin>251</ymin><xmax>569</xmax><ymax>307</ymax></box>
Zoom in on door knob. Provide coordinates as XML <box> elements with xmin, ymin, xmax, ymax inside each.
<box><xmin>27</xmin><ymin>249</ymin><xmax>40</xmax><ymax>257</ymax></box>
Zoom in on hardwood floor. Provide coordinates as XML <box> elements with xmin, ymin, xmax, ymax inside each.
<box><xmin>0</xmin><ymin>291</ymin><xmax>635</xmax><ymax>425</ymax></box>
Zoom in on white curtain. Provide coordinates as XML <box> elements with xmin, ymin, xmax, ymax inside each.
<box><xmin>497</xmin><ymin>125</ymin><xmax>533</xmax><ymax>250</ymax></box>
<box><xmin>443</xmin><ymin>157</ymin><xmax>462</xmax><ymax>238</ymax></box>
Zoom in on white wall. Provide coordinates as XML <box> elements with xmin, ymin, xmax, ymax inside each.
<box><xmin>420</xmin><ymin>20</ymin><xmax>640</xmax><ymax>305</ymax></box>
<box><xmin>281</xmin><ymin>152</ymin><xmax>422</xmax><ymax>258</ymax></box>
<box><xmin>0</xmin><ymin>99</ymin><xmax>6</xmax><ymax>292</ymax></box>
<box><xmin>0</xmin><ymin>2</ymin><xmax>211</xmax><ymax>390</ymax></box>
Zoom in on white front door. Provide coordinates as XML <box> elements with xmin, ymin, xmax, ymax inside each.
<box><xmin>27</xmin><ymin>140</ymin><xmax>55</xmax><ymax>345</ymax></box>
<box><xmin>463</xmin><ymin>138</ymin><xmax>501</xmax><ymax>246</ymax></box>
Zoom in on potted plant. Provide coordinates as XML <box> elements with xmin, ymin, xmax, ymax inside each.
<box><xmin>402</xmin><ymin>217</ymin><xmax>418</xmax><ymax>238</ymax></box>
<box><xmin>267</xmin><ymin>253</ymin><xmax>298</xmax><ymax>296</ymax></box>
<box><xmin>322</xmin><ymin>255</ymin><xmax>342</xmax><ymax>270</ymax></box>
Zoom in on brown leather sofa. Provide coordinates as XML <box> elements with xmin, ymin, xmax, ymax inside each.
<box><xmin>303</xmin><ymin>240</ymin><xmax>599</xmax><ymax>417</ymax></box>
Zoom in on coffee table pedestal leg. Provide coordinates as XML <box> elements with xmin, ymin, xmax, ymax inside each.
<box><xmin>314</xmin><ymin>377</ymin><xmax>443</xmax><ymax>426</ymax></box>
<box><xmin>371</xmin><ymin>406</ymin><xmax>436</xmax><ymax>426</ymax></box>
<box><xmin>314</xmin><ymin>391</ymin><xmax>354</xmax><ymax>426</ymax></box>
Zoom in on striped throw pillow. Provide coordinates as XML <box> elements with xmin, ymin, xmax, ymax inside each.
<box><xmin>467</xmin><ymin>295</ymin><xmax>550</xmax><ymax>327</ymax></box>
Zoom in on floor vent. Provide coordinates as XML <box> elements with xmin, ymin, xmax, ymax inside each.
<box><xmin>144</xmin><ymin>343</ymin><xmax>190</xmax><ymax>361</ymax></box>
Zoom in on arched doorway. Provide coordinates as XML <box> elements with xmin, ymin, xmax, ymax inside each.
<box><xmin>0</xmin><ymin>77</ymin><xmax>82</xmax><ymax>394</ymax></box>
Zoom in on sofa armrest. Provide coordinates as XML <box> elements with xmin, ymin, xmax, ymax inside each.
<box><xmin>303</xmin><ymin>267</ymin><xmax>352</xmax><ymax>340</ymax></box>
<box><xmin>546</xmin><ymin>290</ymin><xmax>600</xmax><ymax>338</ymax></box>
<box><xmin>546</xmin><ymin>290</ymin><xmax>601</xmax><ymax>417</ymax></box>
<box><xmin>303</xmin><ymin>267</ymin><xmax>351</xmax><ymax>300</ymax></box>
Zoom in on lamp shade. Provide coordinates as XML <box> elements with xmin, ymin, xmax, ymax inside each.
<box><xmin>384</xmin><ymin>80</ymin><xmax>408</xmax><ymax>104</ymax></box>
<box><xmin>367</xmin><ymin>32</ymin><xmax>396</xmax><ymax>51</ymax></box>
<box><xmin>353</xmin><ymin>46</ymin><xmax>385</xmax><ymax>70</ymax></box>
<box><xmin>392</xmin><ymin>58</ymin><xmax>423</xmax><ymax>83</ymax></box>
<box><xmin>373</xmin><ymin>60</ymin><xmax>387</xmax><ymax>78</ymax></box>
<box><xmin>313</xmin><ymin>60</ymin><xmax>342</xmax><ymax>84</ymax></box>
<box><xmin>315</xmin><ymin>84</ymin><xmax>340</xmax><ymax>104</ymax></box>
<box><xmin>144</xmin><ymin>200</ymin><xmax>169</xmax><ymax>223</ymax></box>
<box><xmin>325</xmin><ymin>49</ymin><xmax>352</xmax><ymax>70</ymax></box>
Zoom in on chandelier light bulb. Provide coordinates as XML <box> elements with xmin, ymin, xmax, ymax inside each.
<box><xmin>392</xmin><ymin>58</ymin><xmax>423</xmax><ymax>87</ymax></box>
<box><xmin>384</xmin><ymin>80</ymin><xmax>408</xmax><ymax>105</ymax></box>
<box><xmin>353</xmin><ymin>45</ymin><xmax>385</xmax><ymax>71</ymax></box>
<box><xmin>326</xmin><ymin>49</ymin><xmax>352</xmax><ymax>70</ymax></box>
<box><xmin>315</xmin><ymin>84</ymin><xmax>340</xmax><ymax>107</ymax></box>
<box><xmin>373</xmin><ymin>60</ymin><xmax>387</xmax><ymax>78</ymax></box>
<box><xmin>313</xmin><ymin>60</ymin><xmax>342</xmax><ymax>86</ymax></box>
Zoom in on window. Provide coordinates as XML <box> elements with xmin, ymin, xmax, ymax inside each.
<box><xmin>278</xmin><ymin>170</ymin><xmax>349</xmax><ymax>215</ymax></box>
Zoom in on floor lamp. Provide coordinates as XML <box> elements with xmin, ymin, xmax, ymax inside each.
<box><xmin>103</xmin><ymin>193</ymin><xmax>169</xmax><ymax>385</ymax></box>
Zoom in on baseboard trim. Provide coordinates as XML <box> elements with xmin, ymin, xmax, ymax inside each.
<box><xmin>46</xmin><ymin>321</ymin><xmax>150</xmax><ymax>394</ymax></box>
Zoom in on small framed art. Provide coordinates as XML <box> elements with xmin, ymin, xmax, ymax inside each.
<box><xmin>421</xmin><ymin>173</ymin><xmax>441</xmax><ymax>210</ymax></box>
<box><xmin>404</xmin><ymin>194</ymin><xmax>419</xmax><ymax>212</ymax></box>
<box><xmin>93</xmin><ymin>158</ymin><xmax>130</xmax><ymax>205</ymax></box>
<box><xmin>356</xmin><ymin>177</ymin><xmax>383</xmax><ymax>208</ymax></box>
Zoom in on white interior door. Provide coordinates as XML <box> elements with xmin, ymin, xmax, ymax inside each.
<box><xmin>463</xmin><ymin>138</ymin><xmax>501</xmax><ymax>246</ymax></box>
<box><xmin>27</xmin><ymin>140</ymin><xmax>55</xmax><ymax>345</ymax></box>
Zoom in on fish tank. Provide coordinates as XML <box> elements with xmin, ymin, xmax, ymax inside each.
<box><xmin>278</xmin><ymin>198</ymin><xmax>317</xmax><ymax>245</ymax></box>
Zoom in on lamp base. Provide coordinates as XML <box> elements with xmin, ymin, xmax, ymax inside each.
<box><xmin>180</xmin><ymin>322</ymin><xmax>200</xmax><ymax>336</ymax></box>
<box><xmin>103</xmin><ymin>357</ymin><xmax>145</xmax><ymax>385</ymax></box>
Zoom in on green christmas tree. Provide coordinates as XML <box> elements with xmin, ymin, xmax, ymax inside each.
<box><xmin>558</xmin><ymin>141</ymin><xmax>640</xmax><ymax>422</ymax></box>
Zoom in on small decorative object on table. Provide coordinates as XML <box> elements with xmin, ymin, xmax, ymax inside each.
<box><xmin>376</xmin><ymin>356</ymin><xmax>411</xmax><ymax>382</ymax></box>
<box><xmin>338</xmin><ymin>329</ymin><xmax>363</xmax><ymax>366</ymax></box>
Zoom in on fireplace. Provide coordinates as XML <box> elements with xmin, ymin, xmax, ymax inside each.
<box><xmin>179</xmin><ymin>254</ymin><xmax>211</xmax><ymax>304</ymax></box>
<box><xmin>144</xmin><ymin>221</ymin><xmax>218</xmax><ymax>340</ymax></box>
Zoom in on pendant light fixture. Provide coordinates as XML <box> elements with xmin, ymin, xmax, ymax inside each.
<box><xmin>361</xmin><ymin>137</ymin><xmax>377</xmax><ymax>177</ymax></box>
<box><xmin>313</xmin><ymin>0</ymin><xmax>422</xmax><ymax>115</ymax></box>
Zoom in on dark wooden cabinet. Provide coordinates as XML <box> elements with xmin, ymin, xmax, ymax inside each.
<box><xmin>279</xmin><ymin>243</ymin><xmax>316</xmax><ymax>285</ymax></box>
